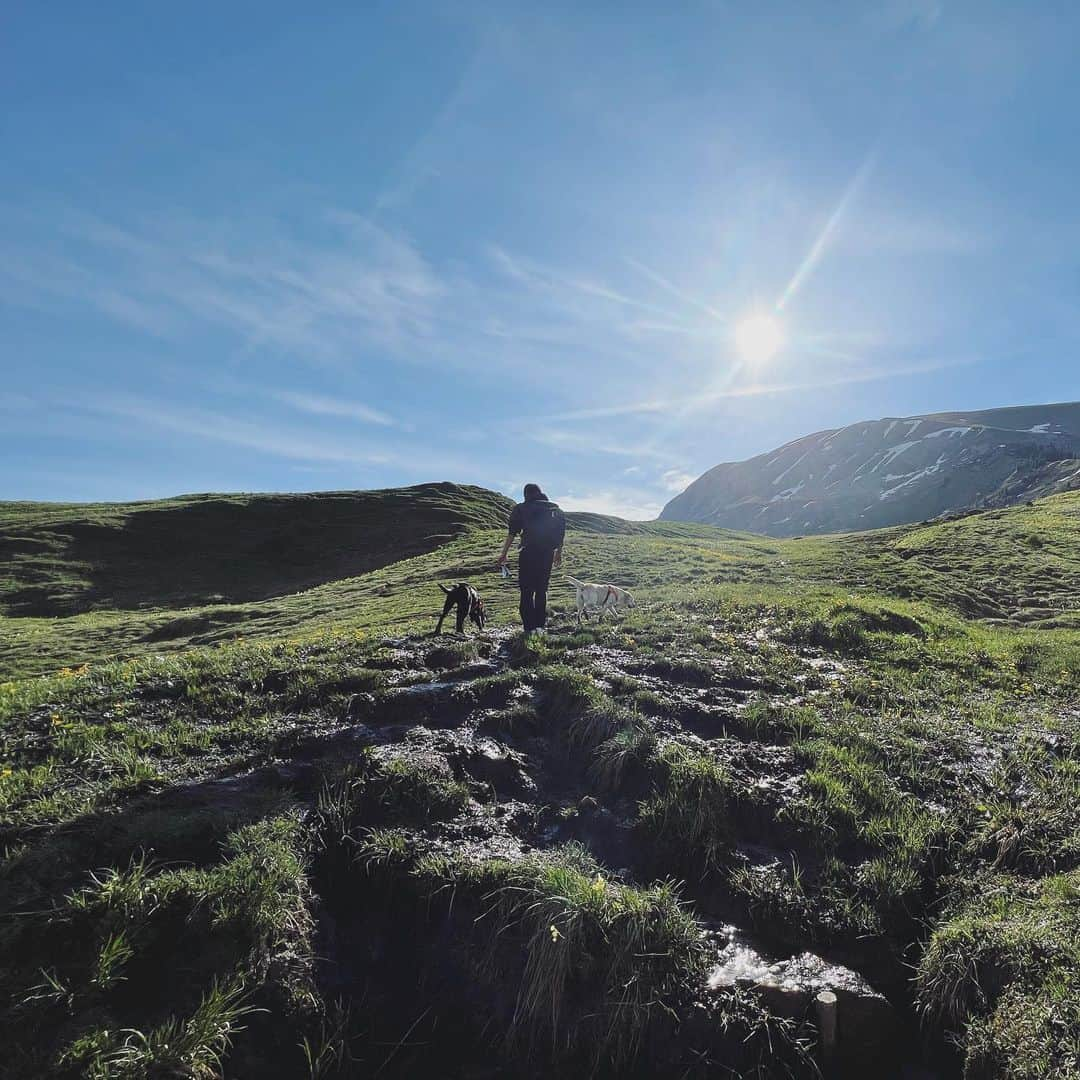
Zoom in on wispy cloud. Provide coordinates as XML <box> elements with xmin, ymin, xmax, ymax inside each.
<box><xmin>532</xmin><ymin>356</ymin><xmax>977</xmax><ymax>423</ymax></box>
<box><xmin>1</xmin><ymin>208</ymin><xmax>451</xmax><ymax>364</ymax></box>
<box><xmin>0</xmin><ymin>204</ymin><xmax>687</xmax><ymax>389</ymax></box>
<box><xmin>524</xmin><ymin>424</ymin><xmax>681</xmax><ymax>464</ymax></box>
<box><xmin>57</xmin><ymin>391</ymin><xmax>482</xmax><ymax>482</ymax></box>
<box><xmin>661</xmin><ymin>468</ymin><xmax>695</xmax><ymax>492</ymax></box>
<box><xmin>624</xmin><ymin>256</ymin><xmax>728</xmax><ymax>323</ymax></box>
<box><xmin>269</xmin><ymin>390</ymin><xmax>397</xmax><ymax>427</ymax></box>
<box><xmin>76</xmin><ymin>393</ymin><xmax>395</xmax><ymax>467</ymax></box>
<box><xmin>559</xmin><ymin>489</ymin><xmax>663</xmax><ymax>521</ymax></box>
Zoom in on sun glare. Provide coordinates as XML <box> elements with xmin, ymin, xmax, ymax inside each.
<box><xmin>733</xmin><ymin>313</ymin><xmax>785</xmax><ymax>366</ymax></box>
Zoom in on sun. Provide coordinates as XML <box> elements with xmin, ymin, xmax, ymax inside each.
<box><xmin>733</xmin><ymin>312</ymin><xmax>785</xmax><ymax>366</ymax></box>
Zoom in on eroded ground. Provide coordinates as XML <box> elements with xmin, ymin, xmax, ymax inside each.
<box><xmin>2</xmin><ymin>584</ymin><xmax>1078</xmax><ymax>1078</ymax></box>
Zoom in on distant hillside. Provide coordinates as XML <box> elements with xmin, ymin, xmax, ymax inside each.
<box><xmin>661</xmin><ymin>401</ymin><xmax>1080</xmax><ymax>536</ymax></box>
<box><xmin>0</xmin><ymin>483</ymin><xmax>513</xmax><ymax>617</ymax></box>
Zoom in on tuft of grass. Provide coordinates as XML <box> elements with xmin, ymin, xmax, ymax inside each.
<box><xmin>590</xmin><ymin>718</ymin><xmax>658</xmax><ymax>792</ymax></box>
<box><xmin>534</xmin><ymin>664</ymin><xmax>599</xmax><ymax>722</ymax></box>
<box><xmin>565</xmin><ymin>698</ymin><xmax>626</xmax><ymax>753</ymax></box>
<box><xmin>313</xmin><ymin>753</ymin><xmax>469</xmax><ymax>848</ymax></box>
<box><xmin>376</xmin><ymin>754</ymin><xmax>471</xmax><ymax>822</ymax></box>
<box><xmin>419</xmin><ymin>844</ymin><xmax>704</xmax><ymax>1070</ymax></box>
<box><xmin>424</xmin><ymin>639</ymin><xmax>480</xmax><ymax>670</ymax></box>
<box><xmin>639</xmin><ymin>743</ymin><xmax>733</xmax><ymax>879</ymax></box>
<box><xmin>86</xmin><ymin>976</ymin><xmax>259</xmax><ymax>1079</ymax></box>
<box><xmin>917</xmin><ymin>871</ymin><xmax>1080</xmax><ymax>1078</ymax></box>
<box><xmin>728</xmin><ymin>859</ymin><xmax>818</xmax><ymax>942</ymax></box>
<box><xmin>646</xmin><ymin>656</ymin><xmax>716</xmax><ymax>686</ymax></box>
<box><xmin>299</xmin><ymin>998</ymin><xmax>362</xmax><ymax>1080</ymax></box>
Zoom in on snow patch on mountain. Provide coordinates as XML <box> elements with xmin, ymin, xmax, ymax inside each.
<box><xmin>879</xmin><ymin>455</ymin><xmax>947</xmax><ymax>500</ymax></box>
<box><xmin>661</xmin><ymin>401</ymin><xmax>1080</xmax><ymax>536</ymax></box>
<box><xmin>925</xmin><ymin>426</ymin><xmax>973</xmax><ymax>439</ymax></box>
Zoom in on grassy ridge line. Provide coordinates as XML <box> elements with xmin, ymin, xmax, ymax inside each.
<box><xmin>0</xmin><ymin>483</ymin><xmax>514</xmax><ymax>618</ymax></box>
<box><xmin>0</xmin><ymin>481</ymin><xmax>724</xmax><ymax>625</ymax></box>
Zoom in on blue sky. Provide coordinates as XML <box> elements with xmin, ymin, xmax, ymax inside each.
<box><xmin>3</xmin><ymin>1</ymin><xmax>1079</xmax><ymax>517</ymax></box>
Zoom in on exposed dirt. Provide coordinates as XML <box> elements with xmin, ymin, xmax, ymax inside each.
<box><xmin>169</xmin><ymin>623</ymin><xmax>938</xmax><ymax>1077</ymax></box>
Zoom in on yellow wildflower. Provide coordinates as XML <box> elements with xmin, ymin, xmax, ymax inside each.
<box><xmin>549</xmin><ymin>925</ymin><xmax>562</xmax><ymax>943</ymax></box>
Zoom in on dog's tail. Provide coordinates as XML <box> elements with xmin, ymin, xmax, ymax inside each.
<box><xmin>565</xmin><ymin>576</ymin><xmax>585</xmax><ymax>587</ymax></box>
<box><xmin>438</xmin><ymin>583</ymin><xmax>452</xmax><ymax>594</ymax></box>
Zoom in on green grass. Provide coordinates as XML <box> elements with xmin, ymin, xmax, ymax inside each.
<box><xmin>917</xmin><ymin>871</ymin><xmax>1080</xmax><ymax>1079</ymax></box>
<box><xmin>3</xmin><ymin>813</ymin><xmax>312</xmax><ymax>1078</ymax></box>
<box><xmin>416</xmin><ymin>843</ymin><xmax>705</xmax><ymax>1069</ymax></box>
<box><xmin>7</xmin><ymin>487</ymin><xmax>1079</xmax><ymax>681</ymax></box>
<box><xmin>639</xmin><ymin>743</ymin><xmax>734</xmax><ymax>879</ymax></box>
<box><xmin>1</xmin><ymin>484</ymin><xmax>1079</xmax><ymax>1076</ymax></box>
<box><xmin>794</xmin><ymin>491</ymin><xmax>1080</xmax><ymax>626</ymax></box>
<box><xmin>0</xmin><ymin>482</ymin><xmax>513</xmax><ymax>617</ymax></box>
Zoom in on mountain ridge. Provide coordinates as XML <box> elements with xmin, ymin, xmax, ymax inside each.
<box><xmin>661</xmin><ymin>400</ymin><xmax>1080</xmax><ymax>536</ymax></box>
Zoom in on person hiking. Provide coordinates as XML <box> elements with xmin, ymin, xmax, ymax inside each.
<box><xmin>497</xmin><ymin>483</ymin><xmax>566</xmax><ymax>635</ymax></box>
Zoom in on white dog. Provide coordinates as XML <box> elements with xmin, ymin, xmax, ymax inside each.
<box><xmin>565</xmin><ymin>576</ymin><xmax>636</xmax><ymax>624</ymax></box>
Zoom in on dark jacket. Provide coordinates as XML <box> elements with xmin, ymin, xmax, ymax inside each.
<box><xmin>508</xmin><ymin>493</ymin><xmax>566</xmax><ymax>552</ymax></box>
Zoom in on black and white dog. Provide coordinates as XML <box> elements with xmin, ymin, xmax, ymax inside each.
<box><xmin>434</xmin><ymin>583</ymin><xmax>486</xmax><ymax>635</ymax></box>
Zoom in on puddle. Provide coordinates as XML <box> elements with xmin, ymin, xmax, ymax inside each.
<box><xmin>704</xmin><ymin>923</ymin><xmax>901</xmax><ymax>1068</ymax></box>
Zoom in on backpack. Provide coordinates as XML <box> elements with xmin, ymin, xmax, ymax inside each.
<box><xmin>526</xmin><ymin>500</ymin><xmax>566</xmax><ymax>552</ymax></box>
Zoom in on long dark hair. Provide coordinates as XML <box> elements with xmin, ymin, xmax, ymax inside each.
<box><xmin>523</xmin><ymin>483</ymin><xmax>546</xmax><ymax>501</ymax></box>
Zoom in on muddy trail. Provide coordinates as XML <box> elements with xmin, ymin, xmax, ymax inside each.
<box><xmin>146</xmin><ymin>622</ymin><xmax>939</xmax><ymax>1079</ymax></box>
<box><xmin>9</xmin><ymin>611</ymin><xmax>1016</xmax><ymax>1079</ymax></box>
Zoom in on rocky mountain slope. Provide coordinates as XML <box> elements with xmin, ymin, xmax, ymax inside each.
<box><xmin>661</xmin><ymin>401</ymin><xmax>1080</xmax><ymax>536</ymax></box>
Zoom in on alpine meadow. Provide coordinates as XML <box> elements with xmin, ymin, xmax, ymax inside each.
<box><xmin>2</xmin><ymin>483</ymin><xmax>1078</xmax><ymax>1077</ymax></box>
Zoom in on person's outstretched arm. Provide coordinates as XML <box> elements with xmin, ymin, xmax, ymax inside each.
<box><xmin>499</xmin><ymin>505</ymin><xmax>523</xmax><ymax>566</ymax></box>
<box><xmin>497</xmin><ymin>531</ymin><xmax>515</xmax><ymax>566</ymax></box>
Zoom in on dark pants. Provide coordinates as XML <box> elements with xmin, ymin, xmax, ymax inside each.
<box><xmin>519</xmin><ymin>546</ymin><xmax>555</xmax><ymax>632</ymax></box>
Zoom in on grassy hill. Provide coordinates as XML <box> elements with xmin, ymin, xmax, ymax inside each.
<box><xmin>0</xmin><ymin>490</ymin><xmax>773</xmax><ymax>679</ymax></box>
<box><xmin>0</xmin><ymin>483</ymin><xmax>513</xmax><ymax>617</ymax></box>
<box><xmin>1</xmin><ymin>486</ymin><xmax>1078</xmax><ymax>1078</ymax></box>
